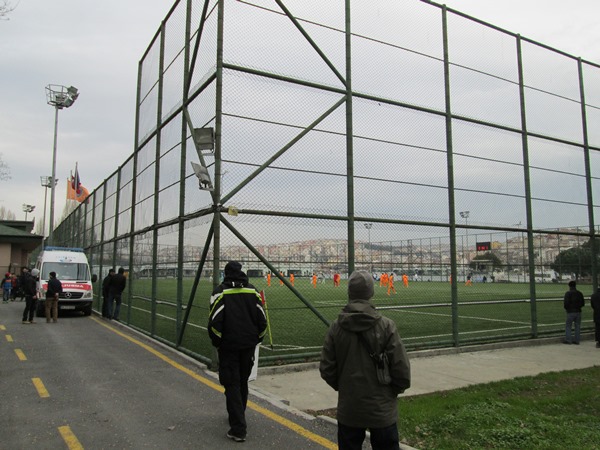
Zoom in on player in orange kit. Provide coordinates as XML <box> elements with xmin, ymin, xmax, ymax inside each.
<box><xmin>387</xmin><ymin>273</ymin><xmax>396</xmax><ymax>296</ymax></box>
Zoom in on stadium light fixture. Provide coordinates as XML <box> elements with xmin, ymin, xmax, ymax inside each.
<box><xmin>46</xmin><ymin>84</ymin><xmax>79</xmax><ymax>245</ymax></box>
<box><xmin>22</xmin><ymin>204</ymin><xmax>35</xmax><ymax>220</ymax></box>
<box><xmin>190</xmin><ymin>127</ymin><xmax>215</xmax><ymax>191</ymax></box>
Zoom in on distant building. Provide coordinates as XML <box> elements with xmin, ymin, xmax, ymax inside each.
<box><xmin>0</xmin><ymin>220</ymin><xmax>44</xmax><ymax>274</ymax></box>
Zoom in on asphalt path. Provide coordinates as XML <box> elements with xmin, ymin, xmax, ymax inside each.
<box><xmin>0</xmin><ymin>301</ymin><xmax>339</xmax><ymax>449</ymax></box>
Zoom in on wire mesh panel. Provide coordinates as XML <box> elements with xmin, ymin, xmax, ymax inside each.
<box><xmin>52</xmin><ymin>0</ymin><xmax>599</xmax><ymax>367</ymax></box>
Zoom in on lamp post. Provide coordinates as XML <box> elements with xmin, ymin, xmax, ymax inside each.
<box><xmin>22</xmin><ymin>204</ymin><xmax>35</xmax><ymax>220</ymax></box>
<box><xmin>40</xmin><ymin>176</ymin><xmax>56</xmax><ymax>238</ymax></box>
<box><xmin>46</xmin><ymin>84</ymin><xmax>79</xmax><ymax>245</ymax></box>
<box><xmin>364</xmin><ymin>223</ymin><xmax>373</xmax><ymax>273</ymax></box>
<box><xmin>459</xmin><ymin>211</ymin><xmax>470</xmax><ymax>273</ymax></box>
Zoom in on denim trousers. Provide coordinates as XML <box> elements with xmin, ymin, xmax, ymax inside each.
<box><xmin>565</xmin><ymin>312</ymin><xmax>582</xmax><ymax>343</ymax></box>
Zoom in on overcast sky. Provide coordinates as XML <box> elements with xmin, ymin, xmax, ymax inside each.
<box><xmin>1</xmin><ymin>0</ymin><xmax>599</xmax><ymax>234</ymax></box>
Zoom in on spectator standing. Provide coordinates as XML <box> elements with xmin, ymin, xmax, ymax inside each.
<box><xmin>1</xmin><ymin>272</ymin><xmax>11</xmax><ymax>303</ymax></box>
<box><xmin>102</xmin><ymin>269</ymin><xmax>115</xmax><ymax>318</ymax></box>
<box><xmin>320</xmin><ymin>270</ymin><xmax>411</xmax><ymax>450</ymax></box>
<box><xmin>21</xmin><ymin>268</ymin><xmax>38</xmax><ymax>324</ymax></box>
<box><xmin>590</xmin><ymin>289</ymin><xmax>600</xmax><ymax>349</ymax></box>
<box><xmin>563</xmin><ymin>280</ymin><xmax>585</xmax><ymax>345</ymax></box>
<box><xmin>107</xmin><ymin>267</ymin><xmax>127</xmax><ymax>321</ymax></box>
<box><xmin>45</xmin><ymin>271</ymin><xmax>62</xmax><ymax>323</ymax></box>
<box><xmin>10</xmin><ymin>273</ymin><xmax>18</xmax><ymax>301</ymax></box>
<box><xmin>208</xmin><ymin>261</ymin><xmax>267</xmax><ymax>443</ymax></box>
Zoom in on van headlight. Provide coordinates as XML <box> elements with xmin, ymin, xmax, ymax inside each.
<box><xmin>82</xmin><ymin>291</ymin><xmax>93</xmax><ymax>299</ymax></box>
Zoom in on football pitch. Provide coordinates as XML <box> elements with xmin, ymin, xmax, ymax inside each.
<box><xmin>108</xmin><ymin>277</ymin><xmax>594</xmax><ymax>365</ymax></box>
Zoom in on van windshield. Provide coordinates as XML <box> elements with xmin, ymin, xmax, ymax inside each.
<box><xmin>42</xmin><ymin>263</ymin><xmax>90</xmax><ymax>281</ymax></box>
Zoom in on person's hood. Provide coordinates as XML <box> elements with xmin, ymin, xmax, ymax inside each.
<box><xmin>347</xmin><ymin>270</ymin><xmax>375</xmax><ymax>300</ymax></box>
<box><xmin>337</xmin><ymin>299</ymin><xmax>381</xmax><ymax>333</ymax></box>
<box><xmin>223</xmin><ymin>261</ymin><xmax>249</xmax><ymax>287</ymax></box>
<box><xmin>336</xmin><ymin>270</ymin><xmax>379</xmax><ymax>332</ymax></box>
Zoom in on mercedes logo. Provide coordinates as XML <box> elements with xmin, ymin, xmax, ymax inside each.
<box><xmin>64</xmin><ymin>292</ymin><xmax>72</xmax><ymax>298</ymax></box>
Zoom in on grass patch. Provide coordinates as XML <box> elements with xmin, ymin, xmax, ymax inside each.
<box><xmin>396</xmin><ymin>366</ymin><xmax>600</xmax><ymax>449</ymax></box>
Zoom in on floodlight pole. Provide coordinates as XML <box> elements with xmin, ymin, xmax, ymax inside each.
<box><xmin>460</xmin><ymin>211</ymin><xmax>470</xmax><ymax>271</ymax></box>
<box><xmin>364</xmin><ymin>223</ymin><xmax>373</xmax><ymax>272</ymax></box>
<box><xmin>49</xmin><ymin>105</ymin><xmax>59</xmax><ymax>244</ymax></box>
<box><xmin>46</xmin><ymin>84</ymin><xmax>79</xmax><ymax>245</ymax></box>
<box><xmin>40</xmin><ymin>176</ymin><xmax>54</xmax><ymax>238</ymax></box>
<box><xmin>22</xmin><ymin>204</ymin><xmax>35</xmax><ymax>220</ymax></box>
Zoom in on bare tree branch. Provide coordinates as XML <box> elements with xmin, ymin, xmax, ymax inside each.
<box><xmin>0</xmin><ymin>1</ymin><xmax>18</xmax><ymax>20</ymax></box>
<box><xmin>0</xmin><ymin>153</ymin><xmax>10</xmax><ymax>181</ymax></box>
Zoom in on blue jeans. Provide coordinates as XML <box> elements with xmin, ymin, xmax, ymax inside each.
<box><xmin>338</xmin><ymin>422</ymin><xmax>400</xmax><ymax>450</ymax></box>
<box><xmin>107</xmin><ymin>292</ymin><xmax>122</xmax><ymax>319</ymax></box>
<box><xmin>565</xmin><ymin>312</ymin><xmax>582</xmax><ymax>343</ymax></box>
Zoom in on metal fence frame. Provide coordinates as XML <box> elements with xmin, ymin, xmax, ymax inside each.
<box><xmin>53</xmin><ymin>0</ymin><xmax>599</xmax><ymax>366</ymax></box>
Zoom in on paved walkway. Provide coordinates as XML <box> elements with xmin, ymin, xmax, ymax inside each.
<box><xmin>251</xmin><ymin>335</ymin><xmax>600</xmax><ymax>412</ymax></box>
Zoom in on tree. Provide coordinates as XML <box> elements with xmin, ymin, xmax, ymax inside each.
<box><xmin>469</xmin><ymin>252</ymin><xmax>503</xmax><ymax>272</ymax></box>
<box><xmin>0</xmin><ymin>153</ymin><xmax>10</xmax><ymax>180</ymax></box>
<box><xmin>0</xmin><ymin>206</ymin><xmax>16</xmax><ymax>220</ymax></box>
<box><xmin>0</xmin><ymin>1</ymin><xmax>17</xmax><ymax>20</ymax></box>
<box><xmin>550</xmin><ymin>239</ymin><xmax>597</xmax><ymax>279</ymax></box>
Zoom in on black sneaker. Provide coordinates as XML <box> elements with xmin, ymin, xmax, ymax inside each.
<box><xmin>227</xmin><ymin>432</ymin><xmax>246</xmax><ymax>442</ymax></box>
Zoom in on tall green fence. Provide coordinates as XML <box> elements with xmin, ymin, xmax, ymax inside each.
<box><xmin>53</xmin><ymin>0</ymin><xmax>599</xmax><ymax>367</ymax></box>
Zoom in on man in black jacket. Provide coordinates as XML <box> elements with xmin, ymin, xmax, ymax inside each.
<box><xmin>45</xmin><ymin>271</ymin><xmax>62</xmax><ymax>323</ymax></box>
<box><xmin>107</xmin><ymin>267</ymin><xmax>127</xmax><ymax>321</ymax></box>
<box><xmin>563</xmin><ymin>280</ymin><xmax>585</xmax><ymax>344</ymax></box>
<box><xmin>208</xmin><ymin>261</ymin><xmax>267</xmax><ymax>443</ymax></box>
<box><xmin>21</xmin><ymin>268</ymin><xmax>38</xmax><ymax>324</ymax></box>
<box><xmin>101</xmin><ymin>268</ymin><xmax>115</xmax><ymax>319</ymax></box>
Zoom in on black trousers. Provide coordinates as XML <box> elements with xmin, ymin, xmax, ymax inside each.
<box><xmin>595</xmin><ymin>320</ymin><xmax>600</xmax><ymax>342</ymax></box>
<box><xmin>101</xmin><ymin>296</ymin><xmax>109</xmax><ymax>318</ymax></box>
<box><xmin>22</xmin><ymin>295</ymin><xmax>37</xmax><ymax>322</ymax></box>
<box><xmin>337</xmin><ymin>422</ymin><xmax>400</xmax><ymax>450</ymax></box>
<box><xmin>217</xmin><ymin>347</ymin><xmax>255</xmax><ymax>437</ymax></box>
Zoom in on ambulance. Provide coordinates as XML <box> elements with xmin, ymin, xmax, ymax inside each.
<box><xmin>35</xmin><ymin>247</ymin><xmax>97</xmax><ymax>317</ymax></box>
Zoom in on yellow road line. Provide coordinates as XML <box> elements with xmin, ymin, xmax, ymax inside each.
<box><xmin>58</xmin><ymin>425</ymin><xmax>84</xmax><ymax>450</ymax></box>
<box><xmin>6</xmin><ymin>334</ymin><xmax>13</xmax><ymax>342</ymax></box>
<box><xmin>91</xmin><ymin>317</ymin><xmax>336</xmax><ymax>449</ymax></box>
<box><xmin>0</xmin><ymin>325</ymin><xmax>5</xmax><ymax>330</ymax></box>
<box><xmin>15</xmin><ymin>349</ymin><xmax>27</xmax><ymax>361</ymax></box>
<box><xmin>32</xmin><ymin>377</ymin><xmax>50</xmax><ymax>398</ymax></box>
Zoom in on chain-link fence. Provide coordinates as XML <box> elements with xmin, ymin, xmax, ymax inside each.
<box><xmin>52</xmin><ymin>0</ymin><xmax>600</xmax><ymax>367</ymax></box>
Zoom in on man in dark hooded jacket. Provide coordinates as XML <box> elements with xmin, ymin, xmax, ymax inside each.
<box><xmin>208</xmin><ymin>261</ymin><xmax>267</xmax><ymax>443</ymax></box>
<box><xmin>320</xmin><ymin>270</ymin><xmax>411</xmax><ymax>450</ymax></box>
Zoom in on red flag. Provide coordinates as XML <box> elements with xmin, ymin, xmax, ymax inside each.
<box><xmin>67</xmin><ymin>166</ymin><xmax>90</xmax><ymax>203</ymax></box>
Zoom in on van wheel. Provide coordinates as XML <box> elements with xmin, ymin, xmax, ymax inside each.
<box><xmin>83</xmin><ymin>304</ymin><xmax>92</xmax><ymax>316</ymax></box>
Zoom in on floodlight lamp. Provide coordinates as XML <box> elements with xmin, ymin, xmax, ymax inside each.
<box><xmin>193</xmin><ymin>127</ymin><xmax>215</xmax><ymax>152</ymax></box>
<box><xmin>190</xmin><ymin>161</ymin><xmax>214</xmax><ymax>191</ymax></box>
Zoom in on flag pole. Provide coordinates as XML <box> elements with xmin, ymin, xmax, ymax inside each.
<box><xmin>260</xmin><ymin>290</ymin><xmax>274</xmax><ymax>350</ymax></box>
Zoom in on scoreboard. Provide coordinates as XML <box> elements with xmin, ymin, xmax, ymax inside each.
<box><xmin>476</xmin><ymin>241</ymin><xmax>491</xmax><ymax>251</ymax></box>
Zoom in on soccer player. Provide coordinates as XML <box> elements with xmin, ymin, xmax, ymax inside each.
<box><xmin>312</xmin><ymin>273</ymin><xmax>318</xmax><ymax>288</ymax></box>
<box><xmin>387</xmin><ymin>273</ymin><xmax>396</xmax><ymax>296</ymax></box>
<box><xmin>333</xmin><ymin>272</ymin><xmax>341</xmax><ymax>288</ymax></box>
<box><xmin>266</xmin><ymin>272</ymin><xmax>271</xmax><ymax>287</ymax></box>
<box><xmin>402</xmin><ymin>273</ymin><xmax>409</xmax><ymax>288</ymax></box>
<box><xmin>290</xmin><ymin>273</ymin><xmax>295</xmax><ymax>287</ymax></box>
